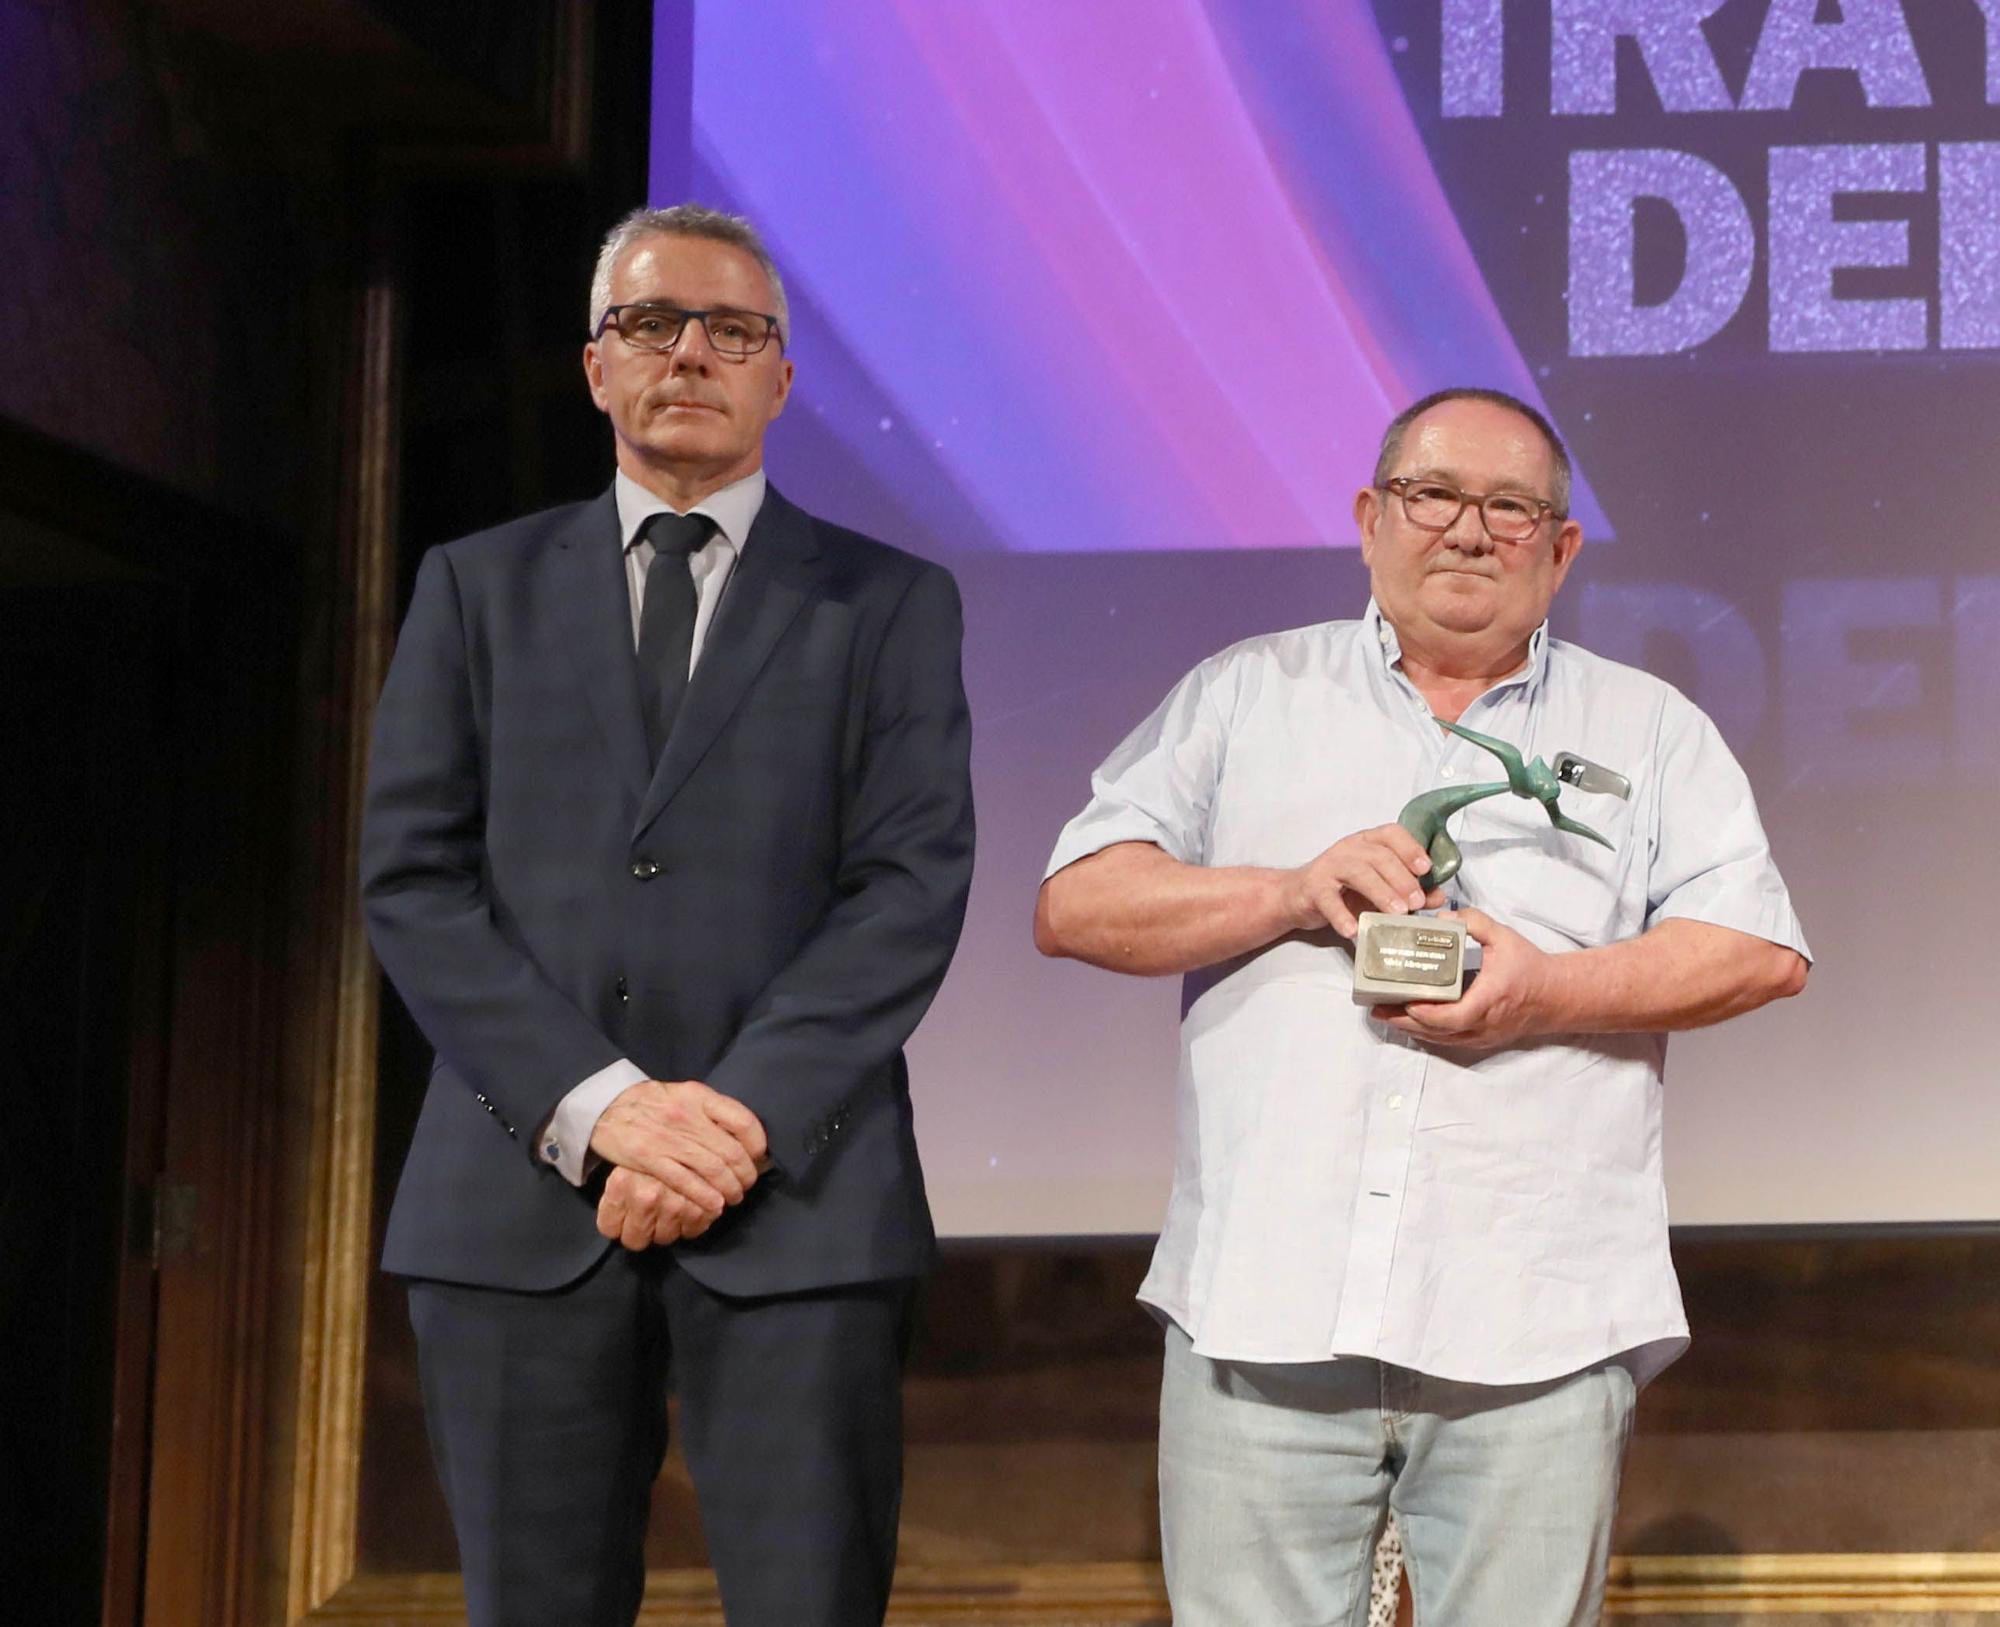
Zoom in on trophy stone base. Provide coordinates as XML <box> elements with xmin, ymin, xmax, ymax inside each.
<box><xmin>1351</xmin><ymin>912</ymin><xmax>1477</xmax><ymax>1004</ymax></box>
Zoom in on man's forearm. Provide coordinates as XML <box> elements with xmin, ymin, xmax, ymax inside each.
<box><xmin>1034</xmin><ymin>842</ymin><xmax>1298</xmax><ymax>977</ymax></box>
<box><xmin>1539</xmin><ymin>918</ymin><xmax>1808</xmax><ymax>1034</ymax></box>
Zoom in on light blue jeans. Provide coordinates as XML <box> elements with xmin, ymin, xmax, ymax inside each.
<box><xmin>1158</xmin><ymin>1322</ymin><xmax>1635</xmax><ymax>1626</ymax></box>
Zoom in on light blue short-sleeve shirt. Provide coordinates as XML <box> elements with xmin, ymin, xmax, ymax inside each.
<box><xmin>1044</xmin><ymin>602</ymin><xmax>1809</xmax><ymax>1384</ymax></box>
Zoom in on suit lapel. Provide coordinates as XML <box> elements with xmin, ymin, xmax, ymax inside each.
<box><xmin>633</xmin><ymin>485</ymin><xmax>821</xmax><ymax>839</ymax></box>
<box><xmin>551</xmin><ymin>489</ymin><xmax>653</xmax><ymax>805</ymax></box>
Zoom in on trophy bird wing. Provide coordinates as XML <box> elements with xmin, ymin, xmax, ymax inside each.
<box><xmin>1547</xmin><ymin>806</ymin><xmax>1615</xmax><ymax>849</ymax></box>
<box><xmin>1434</xmin><ymin>717</ymin><xmax>1530</xmax><ymax>791</ymax></box>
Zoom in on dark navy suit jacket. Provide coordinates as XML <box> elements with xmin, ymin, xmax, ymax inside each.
<box><xmin>360</xmin><ymin>483</ymin><xmax>974</xmax><ymax>1298</ymax></box>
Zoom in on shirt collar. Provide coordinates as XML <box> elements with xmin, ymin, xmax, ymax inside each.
<box><xmin>1363</xmin><ymin>597</ymin><xmax>1551</xmax><ymax>694</ymax></box>
<box><xmin>615</xmin><ymin>467</ymin><xmax>767</xmax><ymax>553</ymax></box>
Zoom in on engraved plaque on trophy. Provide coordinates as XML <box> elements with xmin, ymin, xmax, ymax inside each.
<box><xmin>1351</xmin><ymin>912</ymin><xmax>1469</xmax><ymax>1003</ymax></box>
<box><xmin>1352</xmin><ymin>720</ymin><xmax>1631</xmax><ymax>1007</ymax></box>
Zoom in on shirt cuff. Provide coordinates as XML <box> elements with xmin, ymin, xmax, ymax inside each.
<box><xmin>1043</xmin><ymin>812</ymin><xmax>1191</xmax><ymax>883</ymax></box>
<box><xmin>538</xmin><ymin>1058</ymin><xmax>650</xmax><ymax>1185</ymax></box>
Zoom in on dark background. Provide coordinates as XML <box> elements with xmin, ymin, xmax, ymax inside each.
<box><xmin>1</xmin><ymin>0</ymin><xmax>658</xmax><ymax>1617</ymax></box>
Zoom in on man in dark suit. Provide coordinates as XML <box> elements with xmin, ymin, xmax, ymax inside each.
<box><xmin>360</xmin><ymin>203</ymin><xmax>975</xmax><ymax>1627</ymax></box>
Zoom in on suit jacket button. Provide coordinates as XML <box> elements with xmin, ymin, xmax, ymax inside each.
<box><xmin>629</xmin><ymin>859</ymin><xmax>660</xmax><ymax>880</ymax></box>
<box><xmin>616</xmin><ymin>977</ymin><xmax>629</xmax><ymax>1002</ymax></box>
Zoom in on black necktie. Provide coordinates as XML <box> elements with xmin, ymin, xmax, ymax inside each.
<box><xmin>636</xmin><ymin>511</ymin><xmax>714</xmax><ymax>760</ymax></box>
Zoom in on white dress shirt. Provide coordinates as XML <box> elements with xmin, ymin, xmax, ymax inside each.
<box><xmin>1043</xmin><ymin>601</ymin><xmax>1809</xmax><ymax>1385</ymax></box>
<box><xmin>536</xmin><ymin>468</ymin><xmax>768</xmax><ymax>1184</ymax></box>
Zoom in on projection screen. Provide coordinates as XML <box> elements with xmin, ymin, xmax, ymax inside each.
<box><xmin>650</xmin><ymin>0</ymin><xmax>2000</xmax><ymax>1233</ymax></box>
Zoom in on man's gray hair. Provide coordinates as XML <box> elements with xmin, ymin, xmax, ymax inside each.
<box><xmin>1372</xmin><ymin>386</ymin><xmax>1572</xmax><ymax>518</ymax></box>
<box><xmin>587</xmin><ymin>203</ymin><xmax>790</xmax><ymax>346</ymax></box>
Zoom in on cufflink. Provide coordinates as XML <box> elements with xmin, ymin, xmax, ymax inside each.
<box><xmin>542</xmin><ymin>1139</ymin><xmax>562</xmax><ymax>1164</ymax></box>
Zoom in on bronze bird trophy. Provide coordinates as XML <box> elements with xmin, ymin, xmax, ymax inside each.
<box><xmin>1352</xmin><ymin>719</ymin><xmax>1632</xmax><ymax>1005</ymax></box>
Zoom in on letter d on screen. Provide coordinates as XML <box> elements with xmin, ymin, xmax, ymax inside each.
<box><xmin>1570</xmin><ymin>149</ymin><xmax>1755</xmax><ymax>356</ymax></box>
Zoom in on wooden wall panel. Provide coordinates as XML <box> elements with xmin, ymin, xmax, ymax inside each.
<box><xmin>336</xmin><ymin>1233</ymin><xmax>2000</xmax><ymax>1618</ymax></box>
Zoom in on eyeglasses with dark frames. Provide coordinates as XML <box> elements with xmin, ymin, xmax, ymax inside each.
<box><xmin>1382</xmin><ymin>476</ymin><xmax>1560</xmax><ymax>543</ymax></box>
<box><xmin>594</xmin><ymin>303</ymin><xmax>785</xmax><ymax>359</ymax></box>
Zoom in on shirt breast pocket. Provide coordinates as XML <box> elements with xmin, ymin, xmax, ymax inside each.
<box><xmin>1458</xmin><ymin>793</ymin><xmax>1635</xmax><ymax>949</ymax></box>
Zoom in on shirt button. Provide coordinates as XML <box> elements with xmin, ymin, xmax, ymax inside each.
<box><xmin>630</xmin><ymin>859</ymin><xmax>661</xmax><ymax>879</ymax></box>
<box><xmin>1386</xmin><ymin>1093</ymin><xmax>1405</xmax><ymax>1111</ymax></box>
<box><xmin>1439</xmin><ymin>766</ymin><xmax>1454</xmax><ymax>778</ymax></box>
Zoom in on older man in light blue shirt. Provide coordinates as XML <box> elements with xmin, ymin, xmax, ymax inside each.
<box><xmin>1036</xmin><ymin>387</ymin><xmax>1809</xmax><ymax>1627</ymax></box>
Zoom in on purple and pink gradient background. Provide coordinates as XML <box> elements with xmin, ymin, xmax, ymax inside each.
<box><xmin>666</xmin><ymin>0</ymin><xmax>1606</xmax><ymax>554</ymax></box>
<box><xmin>654</xmin><ymin>0</ymin><xmax>1998</xmax><ymax>1233</ymax></box>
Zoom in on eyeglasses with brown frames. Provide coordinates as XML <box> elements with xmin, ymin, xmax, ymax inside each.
<box><xmin>1382</xmin><ymin>477</ymin><xmax>1560</xmax><ymax>543</ymax></box>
